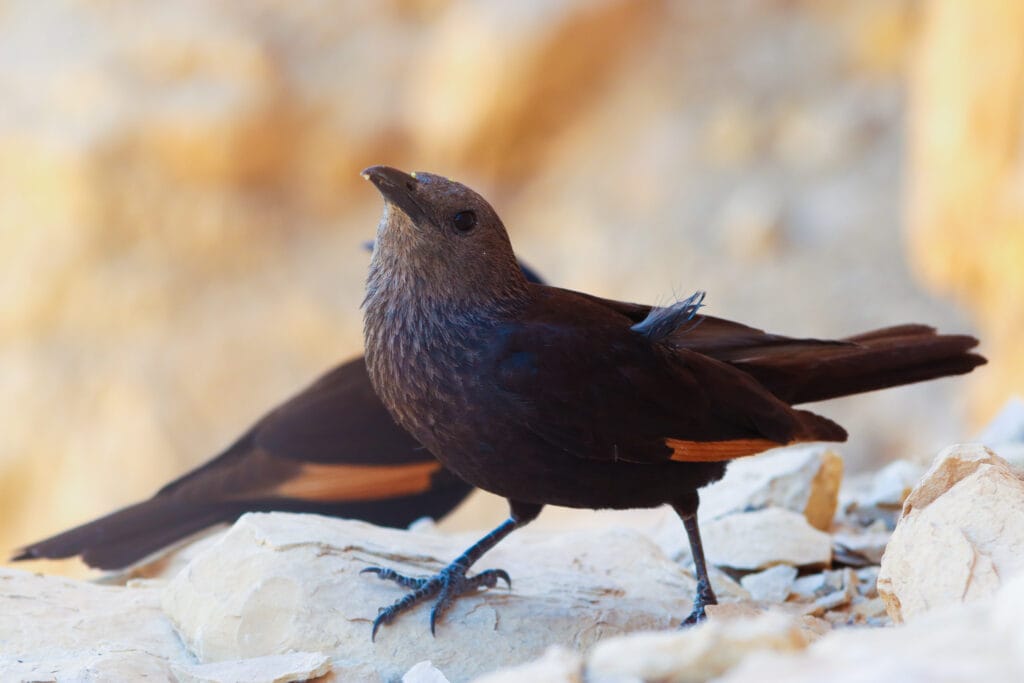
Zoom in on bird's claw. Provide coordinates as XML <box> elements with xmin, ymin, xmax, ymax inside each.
<box><xmin>680</xmin><ymin>575</ymin><xmax>717</xmax><ymax>628</ymax></box>
<box><xmin>681</xmin><ymin>605</ymin><xmax>707</xmax><ymax>627</ymax></box>
<box><xmin>360</xmin><ymin>566</ymin><xmax>430</xmax><ymax>590</ymax></box>
<box><xmin>363</xmin><ymin>564</ymin><xmax>512</xmax><ymax>640</ymax></box>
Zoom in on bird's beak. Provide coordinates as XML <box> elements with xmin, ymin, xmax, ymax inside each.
<box><xmin>361</xmin><ymin>165</ymin><xmax>433</xmax><ymax>227</ymax></box>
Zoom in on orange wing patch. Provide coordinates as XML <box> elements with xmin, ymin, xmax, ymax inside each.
<box><xmin>274</xmin><ymin>460</ymin><xmax>442</xmax><ymax>502</ymax></box>
<box><xmin>665</xmin><ymin>437</ymin><xmax>784</xmax><ymax>462</ymax></box>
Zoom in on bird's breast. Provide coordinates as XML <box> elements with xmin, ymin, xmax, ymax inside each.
<box><xmin>363</xmin><ymin>292</ymin><xmax>494</xmax><ymax>456</ymax></box>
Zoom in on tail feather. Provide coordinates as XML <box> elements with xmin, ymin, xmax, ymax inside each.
<box><xmin>12</xmin><ymin>498</ymin><xmax>243</xmax><ymax>570</ymax></box>
<box><xmin>734</xmin><ymin>326</ymin><xmax>986</xmax><ymax>405</ymax></box>
<box><xmin>793</xmin><ymin>408</ymin><xmax>848</xmax><ymax>442</ymax></box>
<box><xmin>842</xmin><ymin>324</ymin><xmax>936</xmax><ymax>343</ymax></box>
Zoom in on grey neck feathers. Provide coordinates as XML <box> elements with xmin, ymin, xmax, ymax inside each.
<box><xmin>363</xmin><ymin>214</ymin><xmax>530</xmax><ymax>344</ymax></box>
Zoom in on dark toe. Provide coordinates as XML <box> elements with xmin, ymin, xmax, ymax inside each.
<box><xmin>467</xmin><ymin>568</ymin><xmax>511</xmax><ymax>589</ymax></box>
<box><xmin>361</xmin><ymin>566</ymin><xmax>429</xmax><ymax>589</ymax></box>
<box><xmin>681</xmin><ymin>607</ymin><xmax>707</xmax><ymax>628</ymax></box>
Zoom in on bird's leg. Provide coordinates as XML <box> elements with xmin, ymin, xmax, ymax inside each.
<box><xmin>362</xmin><ymin>500</ymin><xmax>542</xmax><ymax>639</ymax></box>
<box><xmin>672</xmin><ymin>493</ymin><xmax>717</xmax><ymax>626</ymax></box>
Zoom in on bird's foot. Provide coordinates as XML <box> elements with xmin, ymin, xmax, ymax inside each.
<box><xmin>361</xmin><ymin>563</ymin><xmax>511</xmax><ymax>639</ymax></box>
<box><xmin>681</xmin><ymin>575</ymin><xmax>718</xmax><ymax>627</ymax></box>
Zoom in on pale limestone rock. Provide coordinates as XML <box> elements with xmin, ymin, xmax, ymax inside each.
<box><xmin>470</xmin><ymin>647</ymin><xmax>582</xmax><ymax>683</ymax></box>
<box><xmin>702</xmin><ymin>507</ymin><xmax>832</xmax><ymax>571</ymax></box>
<box><xmin>585</xmin><ymin>612</ymin><xmax>811</xmax><ymax>683</ymax></box>
<box><xmin>107</xmin><ymin>524</ymin><xmax>230</xmax><ymax>583</ymax></box>
<box><xmin>706</xmin><ymin>566</ymin><xmax>751</xmax><ymax>603</ymax></box>
<box><xmin>404</xmin><ymin>660</ymin><xmax>453</xmax><ymax>683</ymax></box>
<box><xmin>831</xmin><ymin>525</ymin><xmax>891</xmax><ymax>564</ymax></box>
<box><xmin>878</xmin><ymin>444</ymin><xmax>1024</xmax><ymax>623</ymax></box>
<box><xmin>808</xmin><ymin>584</ymin><xmax>857</xmax><ymax>616</ymax></box>
<box><xmin>791</xmin><ymin>569</ymin><xmax>858</xmax><ymax>605</ymax></box>
<box><xmin>172</xmin><ymin>652</ymin><xmax>332</xmax><ymax>683</ymax></box>
<box><xmin>163</xmin><ymin>512</ymin><xmax>698</xmax><ymax>682</ymax></box>
<box><xmin>699</xmin><ymin>445</ymin><xmax>844</xmax><ymax>530</ymax></box>
<box><xmin>450</xmin><ymin>505</ymin><xmax>756</xmax><ymax>601</ymax></box>
<box><xmin>855</xmin><ymin>566</ymin><xmax>880</xmax><ymax>598</ymax></box>
<box><xmin>785</xmin><ymin>569</ymin><xmax>861</xmax><ymax>621</ymax></box>
<box><xmin>715</xmin><ymin>573</ymin><xmax>1024</xmax><ymax>683</ymax></box>
<box><xmin>0</xmin><ymin>568</ymin><xmax>336</xmax><ymax>682</ymax></box>
<box><xmin>701</xmin><ymin>604</ymin><xmax>831</xmax><ymax>641</ymax></box>
<box><xmin>0</xmin><ymin>568</ymin><xmax>187</xmax><ymax>680</ymax></box>
<box><xmin>841</xmin><ymin>459</ymin><xmax>925</xmax><ymax>513</ymax></box>
<box><xmin>740</xmin><ymin>565</ymin><xmax>797</xmax><ymax>603</ymax></box>
<box><xmin>849</xmin><ymin>596</ymin><xmax>888</xmax><ymax>621</ymax></box>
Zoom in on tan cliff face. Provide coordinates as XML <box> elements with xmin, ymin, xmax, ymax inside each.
<box><xmin>907</xmin><ymin>0</ymin><xmax>1024</xmax><ymax>424</ymax></box>
<box><xmin>0</xmin><ymin>0</ymin><xmax>1007</xmax><ymax>575</ymax></box>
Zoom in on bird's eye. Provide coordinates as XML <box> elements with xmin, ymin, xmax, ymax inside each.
<box><xmin>452</xmin><ymin>210</ymin><xmax>477</xmax><ymax>232</ymax></box>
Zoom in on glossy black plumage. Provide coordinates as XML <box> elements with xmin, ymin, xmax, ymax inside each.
<box><xmin>359</xmin><ymin>165</ymin><xmax>985</xmax><ymax>635</ymax></box>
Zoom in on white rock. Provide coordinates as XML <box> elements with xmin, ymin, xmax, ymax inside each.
<box><xmin>162</xmin><ymin>512</ymin><xmax>698</xmax><ymax>682</ymax></box>
<box><xmin>700</xmin><ymin>445</ymin><xmax>844</xmax><ymax>530</ymax></box>
<box><xmin>714</xmin><ymin>573</ymin><xmax>1024</xmax><ymax>683</ymax></box>
<box><xmin>108</xmin><ymin>524</ymin><xmax>230</xmax><ymax>583</ymax></box>
<box><xmin>0</xmin><ymin>568</ymin><xmax>188</xmax><ymax>680</ymax></box>
<box><xmin>867</xmin><ymin>459</ymin><xmax>927</xmax><ymax>508</ymax></box>
<box><xmin>878</xmin><ymin>444</ymin><xmax>1024</xmax><ymax>622</ymax></box>
<box><xmin>809</xmin><ymin>584</ymin><xmax>856</xmax><ymax>616</ymax></box>
<box><xmin>702</xmin><ymin>507</ymin><xmax>832</xmax><ymax>571</ymax></box>
<box><xmin>855</xmin><ymin>566</ymin><xmax>880</xmax><ymax>598</ymax></box>
<box><xmin>976</xmin><ymin>396</ymin><xmax>1024</xmax><ymax>446</ymax></box>
<box><xmin>831</xmin><ymin>526</ymin><xmax>891</xmax><ymax>564</ymax></box>
<box><xmin>740</xmin><ymin>565</ymin><xmax>798</xmax><ymax>603</ymax></box>
<box><xmin>172</xmin><ymin>652</ymin><xmax>332</xmax><ymax>683</ymax></box>
<box><xmin>849</xmin><ymin>596</ymin><xmax>888</xmax><ymax>621</ymax></box>
<box><xmin>404</xmin><ymin>660</ymin><xmax>452</xmax><ymax>683</ymax></box>
<box><xmin>470</xmin><ymin>647</ymin><xmax>582</xmax><ymax>683</ymax></box>
<box><xmin>791</xmin><ymin>569</ymin><xmax>857</xmax><ymax>605</ymax></box>
<box><xmin>0</xmin><ymin>568</ymin><xmax>335</xmax><ymax>682</ymax></box>
<box><xmin>586</xmin><ymin>611</ymin><xmax>811</xmax><ymax>683</ymax></box>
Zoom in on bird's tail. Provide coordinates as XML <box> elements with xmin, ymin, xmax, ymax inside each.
<box><xmin>731</xmin><ymin>325</ymin><xmax>985</xmax><ymax>405</ymax></box>
<box><xmin>11</xmin><ymin>497</ymin><xmax>245</xmax><ymax>570</ymax></box>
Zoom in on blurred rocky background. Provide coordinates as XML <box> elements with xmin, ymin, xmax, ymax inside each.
<box><xmin>0</xmin><ymin>0</ymin><xmax>1016</xmax><ymax>574</ymax></box>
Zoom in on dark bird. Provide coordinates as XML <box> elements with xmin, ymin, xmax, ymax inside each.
<box><xmin>13</xmin><ymin>267</ymin><xmax>544</xmax><ymax>572</ymax></box>
<box><xmin>359</xmin><ymin>165</ymin><xmax>985</xmax><ymax>638</ymax></box>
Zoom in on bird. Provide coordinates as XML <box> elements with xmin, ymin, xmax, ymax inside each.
<box><xmin>359</xmin><ymin>164</ymin><xmax>986</xmax><ymax>638</ymax></box>
<box><xmin>12</xmin><ymin>265</ymin><xmax>544</xmax><ymax>572</ymax></box>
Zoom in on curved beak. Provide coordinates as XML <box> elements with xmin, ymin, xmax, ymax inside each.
<box><xmin>361</xmin><ymin>165</ymin><xmax>433</xmax><ymax>226</ymax></box>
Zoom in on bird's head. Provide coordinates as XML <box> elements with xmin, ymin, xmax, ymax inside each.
<box><xmin>362</xmin><ymin>165</ymin><xmax>527</xmax><ymax>307</ymax></box>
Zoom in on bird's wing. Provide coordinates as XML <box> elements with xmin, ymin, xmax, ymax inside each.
<box><xmin>488</xmin><ymin>290</ymin><xmax>846</xmax><ymax>465</ymax></box>
<box><xmin>155</xmin><ymin>357</ymin><xmax>443</xmax><ymax>503</ymax></box>
<box><xmin>14</xmin><ymin>358</ymin><xmax>465</xmax><ymax>570</ymax></box>
<box><xmin>251</xmin><ymin>358</ymin><xmax>426</xmax><ymax>466</ymax></box>
<box><xmin>557</xmin><ymin>287</ymin><xmax>854</xmax><ymax>362</ymax></box>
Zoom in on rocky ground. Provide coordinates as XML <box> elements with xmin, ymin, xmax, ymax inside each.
<box><xmin>3</xmin><ymin>400</ymin><xmax>1023</xmax><ymax>682</ymax></box>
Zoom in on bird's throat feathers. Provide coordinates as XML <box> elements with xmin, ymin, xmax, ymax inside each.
<box><xmin>364</xmin><ymin>203</ymin><xmax>530</xmax><ymax>328</ymax></box>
